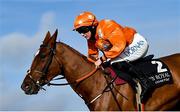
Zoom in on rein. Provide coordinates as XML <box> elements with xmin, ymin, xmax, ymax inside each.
<box><xmin>46</xmin><ymin>50</ymin><xmax>125</xmax><ymax>109</ymax></box>
<box><xmin>48</xmin><ymin>57</ymin><xmax>125</xmax><ymax>110</ymax></box>
<box><xmin>27</xmin><ymin>43</ymin><xmax>126</xmax><ymax>110</ymax></box>
<box><xmin>47</xmin><ymin>66</ymin><xmax>99</xmax><ymax>86</ymax></box>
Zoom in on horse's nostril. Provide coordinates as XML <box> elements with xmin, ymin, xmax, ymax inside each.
<box><xmin>22</xmin><ymin>83</ymin><xmax>31</xmax><ymax>92</ymax></box>
<box><xmin>25</xmin><ymin>85</ymin><xmax>30</xmax><ymax>90</ymax></box>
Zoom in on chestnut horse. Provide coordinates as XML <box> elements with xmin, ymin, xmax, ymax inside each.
<box><xmin>21</xmin><ymin>30</ymin><xmax>180</xmax><ymax>110</ymax></box>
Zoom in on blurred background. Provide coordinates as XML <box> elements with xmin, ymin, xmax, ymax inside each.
<box><xmin>0</xmin><ymin>0</ymin><xmax>179</xmax><ymax>111</ymax></box>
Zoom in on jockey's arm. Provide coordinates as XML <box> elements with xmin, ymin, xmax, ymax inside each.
<box><xmin>104</xmin><ymin>29</ymin><xmax>126</xmax><ymax>59</ymax></box>
<box><xmin>87</xmin><ymin>40</ymin><xmax>99</xmax><ymax>63</ymax></box>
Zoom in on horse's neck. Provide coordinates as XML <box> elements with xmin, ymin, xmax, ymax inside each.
<box><xmin>57</xmin><ymin>43</ymin><xmax>106</xmax><ymax>100</ymax></box>
<box><xmin>56</xmin><ymin>43</ymin><xmax>136</xmax><ymax>110</ymax></box>
<box><xmin>57</xmin><ymin>43</ymin><xmax>93</xmax><ymax>80</ymax></box>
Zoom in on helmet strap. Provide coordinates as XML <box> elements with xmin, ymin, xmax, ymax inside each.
<box><xmin>88</xmin><ymin>15</ymin><xmax>98</xmax><ymax>40</ymax></box>
<box><xmin>89</xmin><ymin>26</ymin><xmax>97</xmax><ymax>40</ymax></box>
<box><xmin>91</xmin><ymin>15</ymin><xmax>96</xmax><ymax>26</ymax></box>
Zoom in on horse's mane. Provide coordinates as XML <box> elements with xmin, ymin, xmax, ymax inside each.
<box><xmin>58</xmin><ymin>42</ymin><xmax>90</xmax><ymax>62</ymax></box>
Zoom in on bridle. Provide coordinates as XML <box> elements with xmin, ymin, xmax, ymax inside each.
<box><xmin>26</xmin><ymin>42</ymin><xmax>127</xmax><ymax>110</ymax></box>
<box><xmin>26</xmin><ymin>43</ymin><xmax>99</xmax><ymax>90</ymax></box>
<box><xmin>27</xmin><ymin>44</ymin><xmax>57</xmax><ymax>90</ymax></box>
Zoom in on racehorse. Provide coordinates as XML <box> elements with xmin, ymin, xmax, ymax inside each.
<box><xmin>21</xmin><ymin>30</ymin><xmax>180</xmax><ymax>110</ymax></box>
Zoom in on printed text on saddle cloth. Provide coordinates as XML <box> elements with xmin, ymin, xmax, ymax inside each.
<box><xmin>149</xmin><ymin>60</ymin><xmax>171</xmax><ymax>85</ymax></box>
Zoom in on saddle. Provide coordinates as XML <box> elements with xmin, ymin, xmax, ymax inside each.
<box><xmin>102</xmin><ymin>55</ymin><xmax>173</xmax><ymax>102</ymax></box>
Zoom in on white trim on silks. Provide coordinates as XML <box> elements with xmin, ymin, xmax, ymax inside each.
<box><xmin>111</xmin><ymin>33</ymin><xmax>149</xmax><ymax>64</ymax></box>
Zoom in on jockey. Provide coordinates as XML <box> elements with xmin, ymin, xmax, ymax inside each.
<box><xmin>73</xmin><ymin>11</ymin><xmax>153</xmax><ymax>99</ymax></box>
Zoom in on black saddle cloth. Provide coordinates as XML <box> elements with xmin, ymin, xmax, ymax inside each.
<box><xmin>108</xmin><ymin>55</ymin><xmax>173</xmax><ymax>102</ymax></box>
<box><xmin>131</xmin><ymin>55</ymin><xmax>172</xmax><ymax>87</ymax></box>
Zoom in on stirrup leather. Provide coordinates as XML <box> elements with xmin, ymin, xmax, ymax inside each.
<box><xmin>135</xmin><ymin>80</ymin><xmax>144</xmax><ymax>111</ymax></box>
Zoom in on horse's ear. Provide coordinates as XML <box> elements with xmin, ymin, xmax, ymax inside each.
<box><xmin>43</xmin><ymin>31</ymin><xmax>51</xmax><ymax>45</ymax></box>
<box><xmin>48</xmin><ymin>29</ymin><xmax>58</xmax><ymax>48</ymax></box>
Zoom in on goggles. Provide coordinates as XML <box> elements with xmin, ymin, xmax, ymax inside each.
<box><xmin>76</xmin><ymin>26</ymin><xmax>91</xmax><ymax>34</ymax></box>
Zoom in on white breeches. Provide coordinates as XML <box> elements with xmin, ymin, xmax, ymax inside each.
<box><xmin>111</xmin><ymin>33</ymin><xmax>149</xmax><ymax>64</ymax></box>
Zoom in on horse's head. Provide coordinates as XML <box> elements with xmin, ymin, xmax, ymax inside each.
<box><xmin>21</xmin><ymin>30</ymin><xmax>63</xmax><ymax>95</ymax></box>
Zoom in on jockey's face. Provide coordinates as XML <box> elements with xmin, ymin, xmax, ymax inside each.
<box><xmin>76</xmin><ymin>26</ymin><xmax>92</xmax><ymax>40</ymax></box>
<box><xmin>81</xmin><ymin>31</ymin><xmax>91</xmax><ymax>40</ymax></box>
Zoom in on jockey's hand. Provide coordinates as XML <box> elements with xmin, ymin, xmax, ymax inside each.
<box><xmin>95</xmin><ymin>58</ymin><xmax>102</xmax><ymax>68</ymax></box>
<box><xmin>101</xmin><ymin>60</ymin><xmax>111</xmax><ymax>68</ymax></box>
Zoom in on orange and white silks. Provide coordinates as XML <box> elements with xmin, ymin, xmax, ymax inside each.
<box><xmin>87</xmin><ymin>19</ymin><xmax>136</xmax><ymax>62</ymax></box>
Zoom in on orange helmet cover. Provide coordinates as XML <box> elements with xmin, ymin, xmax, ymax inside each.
<box><xmin>73</xmin><ymin>11</ymin><xmax>98</xmax><ymax>30</ymax></box>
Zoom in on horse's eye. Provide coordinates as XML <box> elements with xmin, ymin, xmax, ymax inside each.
<box><xmin>27</xmin><ymin>69</ymin><xmax>30</xmax><ymax>73</ymax></box>
<box><xmin>40</xmin><ymin>53</ymin><xmax>46</xmax><ymax>58</ymax></box>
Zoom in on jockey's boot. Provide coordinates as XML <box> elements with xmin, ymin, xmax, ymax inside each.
<box><xmin>111</xmin><ymin>62</ymin><xmax>138</xmax><ymax>91</ymax></box>
<box><xmin>137</xmin><ymin>76</ymin><xmax>153</xmax><ymax>101</ymax></box>
<box><xmin>128</xmin><ymin>66</ymin><xmax>154</xmax><ymax>101</ymax></box>
<box><xmin>113</xmin><ymin>68</ymin><xmax>137</xmax><ymax>91</ymax></box>
<box><xmin>112</xmin><ymin>61</ymin><xmax>154</xmax><ymax>101</ymax></box>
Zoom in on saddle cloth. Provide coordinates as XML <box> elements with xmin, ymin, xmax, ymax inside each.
<box><xmin>132</xmin><ymin>59</ymin><xmax>173</xmax><ymax>87</ymax></box>
<box><xmin>106</xmin><ymin>55</ymin><xmax>172</xmax><ymax>90</ymax></box>
<box><xmin>104</xmin><ymin>55</ymin><xmax>173</xmax><ymax>103</ymax></box>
